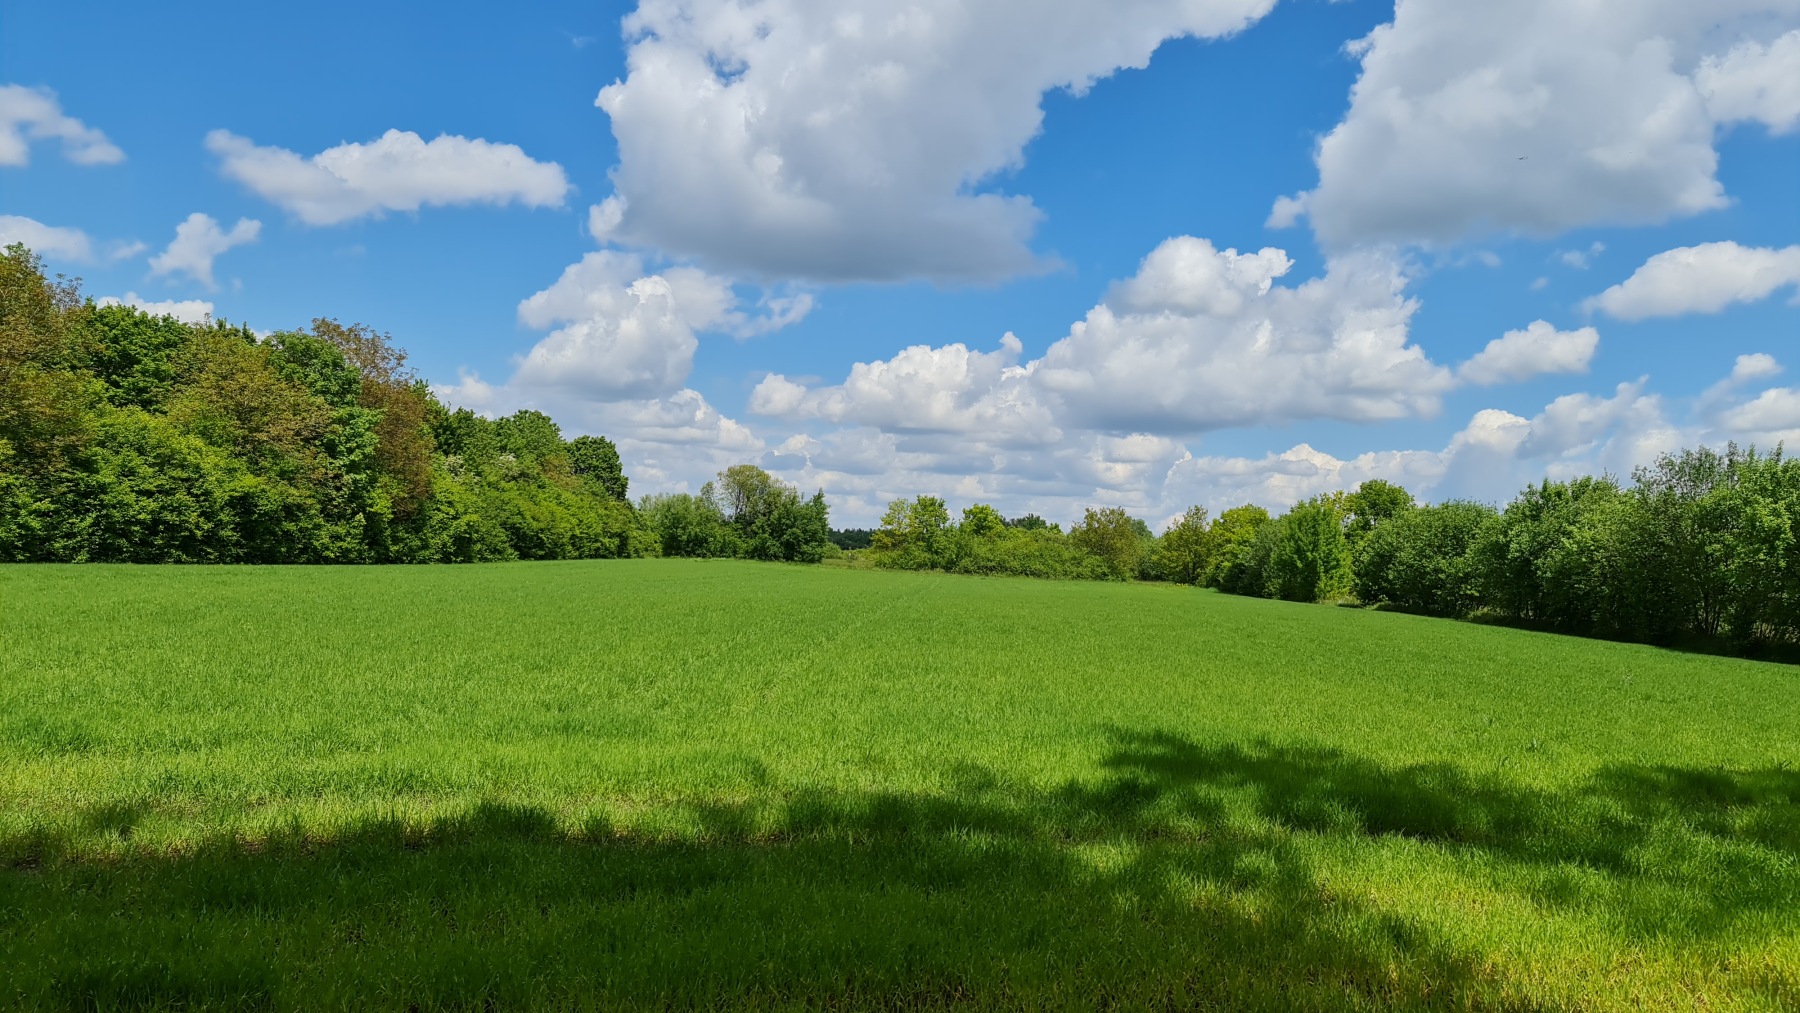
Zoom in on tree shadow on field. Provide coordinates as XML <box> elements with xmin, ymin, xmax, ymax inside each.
<box><xmin>2</xmin><ymin>733</ymin><xmax>1797</xmax><ymax>1012</ymax></box>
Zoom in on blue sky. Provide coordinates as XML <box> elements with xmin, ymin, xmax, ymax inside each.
<box><xmin>5</xmin><ymin>0</ymin><xmax>1797</xmax><ymax>524</ymax></box>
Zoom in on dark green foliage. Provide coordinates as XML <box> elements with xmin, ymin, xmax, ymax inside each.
<box><xmin>1355</xmin><ymin>501</ymin><xmax>1497</xmax><ymax>616</ymax></box>
<box><xmin>0</xmin><ymin>245</ymin><xmax>649</xmax><ymax>565</ymax></box>
<box><xmin>829</xmin><ymin>527</ymin><xmax>874</xmax><ymax>550</ymax></box>
<box><xmin>568</xmin><ymin>434</ymin><xmax>628</xmax><ymax>501</ymax></box>
<box><xmin>1208</xmin><ymin>505</ymin><xmax>1274</xmax><ymax>595</ymax></box>
<box><xmin>1203</xmin><ymin>453</ymin><xmax>1798</xmax><ymax>655</ymax></box>
<box><xmin>492</xmin><ymin>409</ymin><xmax>565</xmax><ymax>463</ymax></box>
<box><xmin>1461</xmin><ymin>448</ymin><xmax>1800</xmax><ymax>649</ymax></box>
<box><xmin>868</xmin><ymin>497</ymin><xmax>1112</xmax><ymax>579</ymax></box>
<box><xmin>640</xmin><ymin>492</ymin><xmax>735</xmax><ymax>558</ymax></box>
<box><xmin>84</xmin><ymin>304</ymin><xmax>199</xmax><ymax>410</ymax></box>
<box><xmin>638</xmin><ymin>465</ymin><xmax>832</xmax><ymax>563</ymax></box>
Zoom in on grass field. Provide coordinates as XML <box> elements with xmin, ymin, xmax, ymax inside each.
<box><xmin>3</xmin><ymin>560</ymin><xmax>1797</xmax><ymax>1011</ymax></box>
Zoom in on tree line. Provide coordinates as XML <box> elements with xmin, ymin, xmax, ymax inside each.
<box><xmin>6</xmin><ymin>244</ymin><xmax>1794</xmax><ymax>655</ymax></box>
<box><xmin>866</xmin><ymin>451</ymin><xmax>1799</xmax><ymax>655</ymax></box>
<box><xmin>0</xmin><ymin>244</ymin><xmax>831</xmax><ymax>564</ymax></box>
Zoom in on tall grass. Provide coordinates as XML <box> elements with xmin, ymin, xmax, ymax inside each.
<box><xmin>2</xmin><ymin>560</ymin><xmax>1796</xmax><ymax>1010</ymax></box>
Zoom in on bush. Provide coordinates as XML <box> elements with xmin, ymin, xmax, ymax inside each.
<box><xmin>1263</xmin><ymin>496</ymin><xmax>1353</xmax><ymax>603</ymax></box>
<box><xmin>1354</xmin><ymin>501</ymin><xmax>1497</xmax><ymax>616</ymax></box>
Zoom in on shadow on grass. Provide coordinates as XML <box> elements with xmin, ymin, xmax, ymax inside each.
<box><xmin>3</xmin><ymin>733</ymin><xmax>1797</xmax><ymax>1011</ymax></box>
<box><xmin>1446</xmin><ymin>608</ymin><xmax>1800</xmax><ymax>666</ymax></box>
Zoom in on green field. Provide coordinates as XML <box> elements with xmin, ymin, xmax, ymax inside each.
<box><xmin>3</xmin><ymin>560</ymin><xmax>1797</xmax><ymax>1010</ymax></box>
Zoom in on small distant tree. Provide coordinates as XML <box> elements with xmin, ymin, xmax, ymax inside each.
<box><xmin>1265</xmin><ymin>496</ymin><xmax>1353</xmax><ymax>602</ymax></box>
<box><xmin>873</xmin><ymin>495</ymin><xmax>951</xmax><ymax>567</ymax></box>
<box><xmin>1007</xmin><ymin>513</ymin><xmax>1052</xmax><ymax>531</ymax></box>
<box><xmin>1156</xmin><ymin>506</ymin><xmax>1211</xmax><ymax>585</ymax></box>
<box><xmin>715</xmin><ymin>464</ymin><xmax>783</xmax><ymax>522</ymax></box>
<box><xmin>1343</xmin><ymin>479</ymin><xmax>1415</xmax><ymax>543</ymax></box>
<box><xmin>1070</xmin><ymin>506</ymin><xmax>1144</xmax><ymax>580</ymax></box>
<box><xmin>961</xmin><ymin>503</ymin><xmax>1007</xmax><ymax>538</ymax></box>
<box><xmin>639</xmin><ymin>492</ymin><xmax>731</xmax><ymax>557</ymax></box>
<box><xmin>1204</xmin><ymin>504</ymin><xmax>1272</xmax><ymax>590</ymax></box>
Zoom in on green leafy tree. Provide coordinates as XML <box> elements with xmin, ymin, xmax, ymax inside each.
<box><xmin>1204</xmin><ymin>504</ymin><xmax>1272</xmax><ymax>591</ymax></box>
<box><xmin>961</xmin><ymin>503</ymin><xmax>1007</xmax><ymax>538</ymax></box>
<box><xmin>1353</xmin><ymin>501</ymin><xmax>1497</xmax><ymax>615</ymax></box>
<box><xmin>84</xmin><ymin>304</ymin><xmax>195</xmax><ymax>411</ymax></box>
<box><xmin>1343</xmin><ymin>479</ymin><xmax>1414</xmax><ymax>543</ymax></box>
<box><xmin>569</xmin><ymin>435</ymin><xmax>628</xmax><ymax>501</ymax></box>
<box><xmin>1264</xmin><ymin>496</ymin><xmax>1354</xmax><ymax>603</ymax></box>
<box><xmin>492</xmin><ymin>409</ymin><xmax>565</xmax><ymax>463</ymax></box>
<box><xmin>1007</xmin><ymin>513</ymin><xmax>1052</xmax><ymax>531</ymax></box>
<box><xmin>1156</xmin><ymin>506</ymin><xmax>1211</xmax><ymax>585</ymax></box>
<box><xmin>639</xmin><ymin>492</ymin><xmax>731</xmax><ymax>558</ymax></box>
<box><xmin>1473</xmin><ymin>476</ymin><xmax>1625</xmax><ymax>624</ymax></box>
<box><xmin>0</xmin><ymin>245</ymin><xmax>92</xmax><ymax>472</ymax></box>
<box><xmin>714</xmin><ymin>464</ymin><xmax>783</xmax><ymax>522</ymax></box>
<box><xmin>1069</xmin><ymin>506</ymin><xmax>1145</xmax><ymax>581</ymax></box>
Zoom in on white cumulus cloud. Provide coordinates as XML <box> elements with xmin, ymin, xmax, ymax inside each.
<box><xmin>439</xmin><ymin>248</ymin><xmax>811</xmax><ymax>466</ymax></box>
<box><xmin>766</xmin><ymin>349</ymin><xmax>1797</xmax><ymax>525</ymax></box>
<box><xmin>755</xmin><ymin>238</ymin><xmax>1452</xmax><ymax>440</ymax></box>
<box><xmin>1273</xmin><ymin>1</ymin><xmax>1800</xmax><ymax>248</ymax></box>
<box><xmin>1716</xmin><ymin>387</ymin><xmax>1800</xmax><ymax>439</ymax></box>
<box><xmin>148</xmin><ymin>213</ymin><xmax>261</xmax><ymax>289</ymax></box>
<box><xmin>0</xmin><ymin>215</ymin><xmax>94</xmax><ymax>261</ymax></box>
<box><xmin>96</xmin><ymin>292</ymin><xmax>216</xmax><ymax>325</ymax></box>
<box><xmin>1037</xmin><ymin>240</ymin><xmax>1450</xmax><ymax>432</ymax></box>
<box><xmin>752</xmin><ymin>332</ymin><xmax>1057</xmax><ymax>443</ymax></box>
<box><xmin>1584</xmin><ymin>242</ymin><xmax>1800</xmax><ymax>320</ymax></box>
<box><xmin>592</xmin><ymin>0</ymin><xmax>1278</xmax><ymax>282</ymax></box>
<box><xmin>207</xmin><ymin>128</ymin><xmax>571</xmax><ymax>226</ymax></box>
<box><xmin>1458</xmin><ymin>321</ymin><xmax>1599</xmax><ymax>386</ymax></box>
<box><xmin>505</xmin><ymin>251</ymin><xmax>723</xmax><ymax>401</ymax></box>
<box><xmin>0</xmin><ymin>84</ymin><xmax>124</xmax><ymax>167</ymax></box>
<box><xmin>1696</xmin><ymin>28</ymin><xmax>1800</xmax><ymax>134</ymax></box>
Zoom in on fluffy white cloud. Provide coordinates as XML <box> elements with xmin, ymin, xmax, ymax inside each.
<box><xmin>1696</xmin><ymin>28</ymin><xmax>1800</xmax><ymax>133</ymax></box>
<box><xmin>1154</xmin><ymin>374</ymin><xmax>1749</xmax><ymax>518</ymax></box>
<box><xmin>1584</xmin><ymin>242</ymin><xmax>1800</xmax><ymax>320</ymax></box>
<box><xmin>1716</xmin><ymin>387</ymin><xmax>1800</xmax><ymax>442</ymax></box>
<box><xmin>148</xmin><ymin>213</ymin><xmax>261</xmax><ymax>289</ymax></box>
<box><xmin>493</xmin><ymin>251</ymin><xmax>813</xmax><ymax>403</ymax></box>
<box><xmin>437</xmin><ymin>250</ymin><xmax>807</xmax><ymax>491</ymax></box>
<box><xmin>1458</xmin><ymin>320</ymin><xmax>1599</xmax><ymax>386</ymax></box>
<box><xmin>756</xmin><ymin>238</ymin><xmax>1453</xmax><ymax>440</ymax></box>
<box><xmin>207</xmin><ymin>129</ymin><xmax>570</xmax><ymax>226</ymax></box>
<box><xmin>1274</xmin><ymin>1</ymin><xmax>1800</xmax><ymax>248</ymax></box>
<box><xmin>592</xmin><ymin>0</ymin><xmax>1278</xmax><ymax>281</ymax></box>
<box><xmin>0</xmin><ymin>214</ymin><xmax>93</xmax><ymax>261</ymax></box>
<box><xmin>95</xmin><ymin>292</ymin><xmax>215</xmax><ymax>325</ymax></box>
<box><xmin>753</xmin><ymin>332</ymin><xmax>1058</xmax><ymax>443</ymax></box>
<box><xmin>1557</xmin><ymin>242</ymin><xmax>1605</xmax><ymax>270</ymax></box>
<box><xmin>503</xmin><ymin>251</ymin><xmax>724</xmax><ymax>401</ymax></box>
<box><xmin>0</xmin><ymin>84</ymin><xmax>123</xmax><ymax>167</ymax></box>
<box><xmin>1038</xmin><ymin>241</ymin><xmax>1450</xmax><ymax>432</ymax></box>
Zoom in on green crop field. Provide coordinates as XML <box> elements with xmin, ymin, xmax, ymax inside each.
<box><xmin>2</xmin><ymin>560</ymin><xmax>1797</xmax><ymax>1011</ymax></box>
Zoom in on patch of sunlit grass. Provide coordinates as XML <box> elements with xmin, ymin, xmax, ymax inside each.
<box><xmin>2</xmin><ymin>560</ymin><xmax>1795</xmax><ymax>1010</ymax></box>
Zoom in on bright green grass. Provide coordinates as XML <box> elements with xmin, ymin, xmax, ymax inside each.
<box><xmin>2</xmin><ymin>560</ymin><xmax>1797</xmax><ymax>1011</ymax></box>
